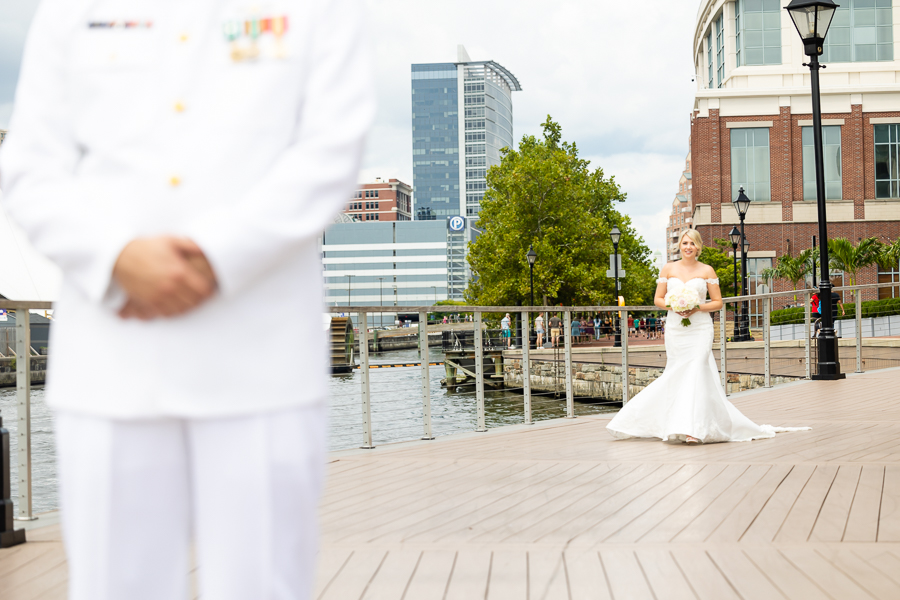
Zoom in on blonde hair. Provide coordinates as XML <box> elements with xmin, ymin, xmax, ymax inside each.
<box><xmin>679</xmin><ymin>229</ymin><xmax>703</xmax><ymax>253</ymax></box>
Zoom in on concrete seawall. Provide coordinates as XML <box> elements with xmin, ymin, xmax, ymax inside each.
<box><xmin>502</xmin><ymin>353</ymin><xmax>801</xmax><ymax>401</ymax></box>
<box><xmin>0</xmin><ymin>356</ymin><xmax>47</xmax><ymax>387</ymax></box>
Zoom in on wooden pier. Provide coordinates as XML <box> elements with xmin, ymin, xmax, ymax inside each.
<box><xmin>5</xmin><ymin>367</ymin><xmax>900</xmax><ymax>598</ymax></box>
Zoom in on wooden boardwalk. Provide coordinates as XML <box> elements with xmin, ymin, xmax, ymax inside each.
<box><xmin>6</xmin><ymin>368</ymin><xmax>900</xmax><ymax>598</ymax></box>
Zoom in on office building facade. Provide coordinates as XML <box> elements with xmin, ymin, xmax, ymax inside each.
<box><xmin>411</xmin><ymin>45</ymin><xmax>521</xmax><ymax>221</ymax></box>
<box><xmin>344</xmin><ymin>178</ymin><xmax>412</xmax><ymax>222</ymax></box>
<box><xmin>667</xmin><ymin>145</ymin><xmax>693</xmax><ymax>262</ymax></box>
<box><xmin>691</xmin><ymin>0</ymin><xmax>900</xmax><ymax>306</ymax></box>
<box><xmin>322</xmin><ymin>221</ymin><xmax>453</xmax><ymax>317</ymax></box>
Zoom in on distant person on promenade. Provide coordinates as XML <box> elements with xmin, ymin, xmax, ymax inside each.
<box><xmin>0</xmin><ymin>2</ymin><xmax>374</xmax><ymax>599</ymax></box>
<box><xmin>501</xmin><ymin>313</ymin><xmax>512</xmax><ymax>348</ymax></box>
<box><xmin>535</xmin><ymin>312</ymin><xmax>545</xmax><ymax>347</ymax></box>
<box><xmin>594</xmin><ymin>315</ymin><xmax>602</xmax><ymax>340</ymax></box>
<box><xmin>549</xmin><ymin>313</ymin><xmax>562</xmax><ymax>347</ymax></box>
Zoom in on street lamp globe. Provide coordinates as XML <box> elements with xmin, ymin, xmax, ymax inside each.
<box><xmin>526</xmin><ymin>246</ymin><xmax>537</xmax><ymax>266</ymax></box>
<box><xmin>609</xmin><ymin>226</ymin><xmax>621</xmax><ymax>245</ymax></box>
<box><xmin>742</xmin><ymin>237</ymin><xmax>750</xmax><ymax>254</ymax></box>
<box><xmin>729</xmin><ymin>226</ymin><xmax>742</xmax><ymax>248</ymax></box>
<box><xmin>786</xmin><ymin>0</ymin><xmax>839</xmax><ymax>56</ymax></box>
<box><xmin>733</xmin><ymin>187</ymin><xmax>751</xmax><ymax>219</ymax></box>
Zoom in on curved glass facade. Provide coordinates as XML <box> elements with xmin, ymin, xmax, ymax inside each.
<box><xmin>411</xmin><ymin>63</ymin><xmax>460</xmax><ymax>221</ymax></box>
<box><xmin>411</xmin><ymin>58</ymin><xmax>519</xmax><ymax>220</ymax></box>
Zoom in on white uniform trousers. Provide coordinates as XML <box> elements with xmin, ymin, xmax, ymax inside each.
<box><xmin>55</xmin><ymin>404</ymin><xmax>327</xmax><ymax>600</ymax></box>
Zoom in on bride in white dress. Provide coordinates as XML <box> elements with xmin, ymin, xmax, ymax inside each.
<box><xmin>607</xmin><ymin>229</ymin><xmax>809</xmax><ymax>444</ymax></box>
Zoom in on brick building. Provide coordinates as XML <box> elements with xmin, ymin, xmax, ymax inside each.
<box><xmin>666</xmin><ymin>146</ymin><xmax>693</xmax><ymax>262</ymax></box>
<box><xmin>691</xmin><ymin>0</ymin><xmax>900</xmax><ymax>310</ymax></box>
<box><xmin>344</xmin><ymin>178</ymin><xmax>412</xmax><ymax>222</ymax></box>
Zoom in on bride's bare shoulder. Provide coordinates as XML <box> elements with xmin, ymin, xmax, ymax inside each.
<box><xmin>699</xmin><ymin>263</ymin><xmax>718</xmax><ymax>280</ymax></box>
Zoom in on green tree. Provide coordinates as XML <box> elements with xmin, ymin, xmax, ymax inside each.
<box><xmin>759</xmin><ymin>248</ymin><xmax>815</xmax><ymax>302</ymax></box>
<box><xmin>877</xmin><ymin>237</ymin><xmax>900</xmax><ymax>271</ymax></box>
<box><xmin>465</xmin><ymin>117</ymin><xmax>658</xmax><ymax>307</ymax></box>
<box><xmin>827</xmin><ymin>237</ymin><xmax>882</xmax><ymax>285</ymax></box>
<box><xmin>698</xmin><ymin>239</ymin><xmax>739</xmax><ymax>297</ymax></box>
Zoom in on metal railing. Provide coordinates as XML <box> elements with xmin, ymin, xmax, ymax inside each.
<box><xmin>6</xmin><ymin>282</ymin><xmax>900</xmax><ymax>518</ymax></box>
<box><xmin>0</xmin><ymin>300</ymin><xmax>52</xmax><ymax>522</ymax></box>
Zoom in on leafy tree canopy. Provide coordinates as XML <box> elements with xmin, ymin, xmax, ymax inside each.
<box><xmin>465</xmin><ymin>117</ymin><xmax>658</xmax><ymax>307</ymax></box>
<box><xmin>698</xmin><ymin>239</ymin><xmax>739</xmax><ymax>297</ymax></box>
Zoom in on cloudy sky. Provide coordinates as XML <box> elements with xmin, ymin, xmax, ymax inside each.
<box><xmin>0</xmin><ymin>0</ymin><xmax>700</xmax><ymax>262</ymax></box>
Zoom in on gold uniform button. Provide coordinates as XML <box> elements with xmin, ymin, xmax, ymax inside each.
<box><xmin>169</xmin><ymin>176</ymin><xmax>182</xmax><ymax>187</ymax></box>
<box><xmin>174</xmin><ymin>101</ymin><xmax>186</xmax><ymax>113</ymax></box>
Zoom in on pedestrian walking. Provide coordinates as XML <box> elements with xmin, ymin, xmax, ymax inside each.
<box><xmin>0</xmin><ymin>2</ymin><xmax>374</xmax><ymax>598</ymax></box>
<box><xmin>501</xmin><ymin>313</ymin><xmax>512</xmax><ymax>348</ymax></box>
<box><xmin>535</xmin><ymin>312</ymin><xmax>545</xmax><ymax>347</ymax></box>
<box><xmin>549</xmin><ymin>313</ymin><xmax>562</xmax><ymax>347</ymax></box>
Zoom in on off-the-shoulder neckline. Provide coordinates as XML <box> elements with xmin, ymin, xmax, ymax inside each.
<box><xmin>658</xmin><ymin>276</ymin><xmax>719</xmax><ymax>284</ymax></box>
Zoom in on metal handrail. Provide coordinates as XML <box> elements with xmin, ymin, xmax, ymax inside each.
<box><xmin>7</xmin><ymin>281</ymin><xmax>900</xmax><ymax>523</ymax></box>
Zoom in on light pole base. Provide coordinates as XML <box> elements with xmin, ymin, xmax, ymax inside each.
<box><xmin>811</xmin><ymin>373</ymin><xmax>846</xmax><ymax>380</ymax></box>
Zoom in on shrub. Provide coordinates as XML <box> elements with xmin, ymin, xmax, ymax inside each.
<box><xmin>771</xmin><ymin>296</ymin><xmax>900</xmax><ymax>325</ymax></box>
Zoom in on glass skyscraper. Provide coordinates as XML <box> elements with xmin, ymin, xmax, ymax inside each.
<box><xmin>411</xmin><ymin>46</ymin><xmax>521</xmax><ymax>221</ymax></box>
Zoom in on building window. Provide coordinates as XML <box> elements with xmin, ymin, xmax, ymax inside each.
<box><xmin>878</xmin><ymin>260</ymin><xmax>900</xmax><ymax>299</ymax></box>
<box><xmin>707</xmin><ymin>30</ymin><xmax>714</xmax><ymax>89</ymax></box>
<box><xmin>730</xmin><ymin>127</ymin><xmax>770</xmax><ymax>202</ymax></box>
<box><xmin>823</xmin><ymin>0</ymin><xmax>893</xmax><ymax>63</ymax></box>
<box><xmin>735</xmin><ymin>0</ymin><xmax>782</xmax><ymax>66</ymax></box>
<box><xmin>735</xmin><ymin>0</ymin><xmax>742</xmax><ymax>66</ymax></box>
<box><xmin>802</xmin><ymin>125</ymin><xmax>842</xmax><ymax>200</ymax></box>
<box><xmin>875</xmin><ymin>124</ymin><xmax>900</xmax><ymax>198</ymax></box>
<box><xmin>716</xmin><ymin>13</ymin><xmax>725</xmax><ymax>88</ymax></box>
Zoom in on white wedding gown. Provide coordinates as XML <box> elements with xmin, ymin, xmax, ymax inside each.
<box><xmin>606</xmin><ymin>277</ymin><xmax>810</xmax><ymax>443</ymax></box>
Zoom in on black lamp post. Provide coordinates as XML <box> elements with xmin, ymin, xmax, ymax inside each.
<box><xmin>610</xmin><ymin>226</ymin><xmax>622</xmax><ymax>348</ymax></box>
<box><xmin>526</xmin><ymin>246</ymin><xmax>538</xmax><ymax>349</ymax></box>
<box><xmin>786</xmin><ymin>0</ymin><xmax>844</xmax><ymax>380</ymax></box>
<box><xmin>729</xmin><ymin>226</ymin><xmax>741</xmax><ymax>335</ymax></box>
<box><xmin>526</xmin><ymin>246</ymin><xmax>537</xmax><ymax>307</ymax></box>
<box><xmin>732</xmin><ymin>188</ymin><xmax>751</xmax><ymax>341</ymax></box>
<box><xmin>742</xmin><ymin>236</ymin><xmax>751</xmax><ymax>338</ymax></box>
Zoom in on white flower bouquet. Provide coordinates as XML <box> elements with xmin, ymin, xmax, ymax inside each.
<box><xmin>665</xmin><ymin>288</ymin><xmax>702</xmax><ymax>327</ymax></box>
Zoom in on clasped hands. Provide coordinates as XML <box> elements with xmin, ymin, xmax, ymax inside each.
<box><xmin>112</xmin><ymin>237</ymin><xmax>217</xmax><ymax>320</ymax></box>
<box><xmin>676</xmin><ymin>308</ymin><xmax>700</xmax><ymax>318</ymax></box>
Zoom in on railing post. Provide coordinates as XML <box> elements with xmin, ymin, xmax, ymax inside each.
<box><xmin>804</xmin><ymin>291</ymin><xmax>811</xmax><ymax>379</ymax></box>
<box><xmin>563</xmin><ymin>310</ymin><xmax>574</xmax><ymax>418</ymax></box>
<box><xmin>474</xmin><ymin>311</ymin><xmax>486</xmax><ymax>432</ymax></box>
<box><xmin>856</xmin><ymin>289</ymin><xmax>863</xmax><ymax>373</ymax></box>
<box><xmin>763</xmin><ymin>297</ymin><xmax>771</xmax><ymax>388</ymax></box>
<box><xmin>621</xmin><ymin>309</ymin><xmax>629</xmax><ymax>405</ymax></box>
<box><xmin>418</xmin><ymin>311</ymin><xmax>434</xmax><ymax>440</ymax></box>
<box><xmin>358</xmin><ymin>311</ymin><xmax>374</xmax><ymax>449</ymax></box>
<box><xmin>15</xmin><ymin>309</ymin><xmax>34</xmax><ymax>521</ymax></box>
<box><xmin>521</xmin><ymin>310</ymin><xmax>532</xmax><ymax>425</ymax></box>
<box><xmin>719</xmin><ymin>305</ymin><xmax>728</xmax><ymax>394</ymax></box>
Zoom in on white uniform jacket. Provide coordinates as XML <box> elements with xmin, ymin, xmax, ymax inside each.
<box><xmin>0</xmin><ymin>0</ymin><xmax>375</xmax><ymax>418</ymax></box>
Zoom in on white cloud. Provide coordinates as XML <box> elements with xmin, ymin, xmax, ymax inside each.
<box><xmin>587</xmin><ymin>152</ymin><xmax>689</xmax><ymax>262</ymax></box>
<box><xmin>0</xmin><ymin>0</ymin><xmax>699</xmax><ymax>262</ymax></box>
<box><xmin>360</xmin><ymin>0</ymin><xmax>698</xmax><ymax>261</ymax></box>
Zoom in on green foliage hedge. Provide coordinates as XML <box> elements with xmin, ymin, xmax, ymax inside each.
<box><xmin>771</xmin><ymin>297</ymin><xmax>900</xmax><ymax>325</ymax></box>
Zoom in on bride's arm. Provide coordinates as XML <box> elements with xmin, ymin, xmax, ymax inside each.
<box><xmin>701</xmin><ymin>278</ymin><xmax>724</xmax><ymax>313</ymax></box>
<box><xmin>654</xmin><ymin>267</ymin><xmax>669</xmax><ymax>310</ymax></box>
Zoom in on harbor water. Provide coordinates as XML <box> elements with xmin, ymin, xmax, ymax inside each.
<box><xmin>1</xmin><ymin>348</ymin><xmax>614</xmax><ymax>514</ymax></box>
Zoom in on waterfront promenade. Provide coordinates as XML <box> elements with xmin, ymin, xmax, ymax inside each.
<box><xmin>4</xmin><ymin>368</ymin><xmax>900</xmax><ymax>598</ymax></box>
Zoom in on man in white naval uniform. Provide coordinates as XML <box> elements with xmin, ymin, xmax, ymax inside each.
<box><xmin>0</xmin><ymin>0</ymin><xmax>374</xmax><ymax>598</ymax></box>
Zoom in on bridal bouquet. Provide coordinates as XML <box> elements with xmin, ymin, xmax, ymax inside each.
<box><xmin>665</xmin><ymin>288</ymin><xmax>702</xmax><ymax>327</ymax></box>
